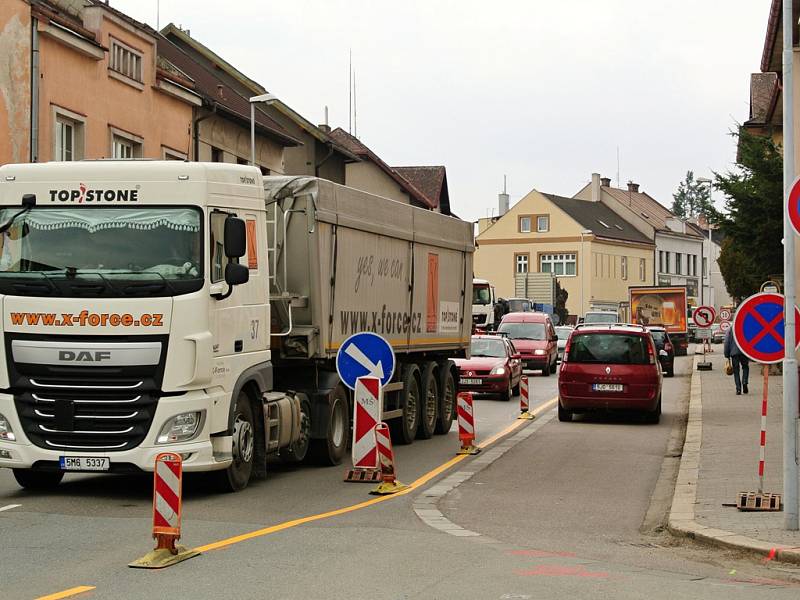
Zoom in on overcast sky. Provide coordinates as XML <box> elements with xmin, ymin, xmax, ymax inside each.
<box><xmin>111</xmin><ymin>0</ymin><xmax>768</xmax><ymax>221</ymax></box>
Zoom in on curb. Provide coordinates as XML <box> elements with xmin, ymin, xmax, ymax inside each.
<box><xmin>667</xmin><ymin>354</ymin><xmax>800</xmax><ymax>565</ymax></box>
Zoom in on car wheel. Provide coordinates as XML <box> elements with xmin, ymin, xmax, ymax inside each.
<box><xmin>645</xmin><ymin>395</ymin><xmax>662</xmax><ymax>424</ymax></box>
<box><xmin>501</xmin><ymin>376</ymin><xmax>513</xmax><ymax>402</ymax></box>
<box><xmin>512</xmin><ymin>378</ymin><xmax>520</xmax><ymax>396</ymax></box>
<box><xmin>550</xmin><ymin>358</ymin><xmax>557</xmax><ymax>374</ymax></box>
<box><xmin>13</xmin><ymin>469</ymin><xmax>64</xmax><ymax>490</ymax></box>
<box><xmin>542</xmin><ymin>362</ymin><xmax>550</xmax><ymax>377</ymax></box>
<box><xmin>557</xmin><ymin>401</ymin><xmax>572</xmax><ymax>422</ymax></box>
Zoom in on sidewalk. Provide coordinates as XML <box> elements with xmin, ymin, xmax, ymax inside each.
<box><xmin>668</xmin><ymin>348</ymin><xmax>800</xmax><ymax>563</ymax></box>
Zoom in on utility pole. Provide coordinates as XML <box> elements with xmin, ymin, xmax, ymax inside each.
<box><xmin>782</xmin><ymin>0</ymin><xmax>799</xmax><ymax>531</ymax></box>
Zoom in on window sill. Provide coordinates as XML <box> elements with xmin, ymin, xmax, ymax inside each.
<box><xmin>108</xmin><ymin>69</ymin><xmax>145</xmax><ymax>91</ymax></box>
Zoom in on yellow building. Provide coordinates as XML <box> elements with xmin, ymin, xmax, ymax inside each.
<box><xmin>474</xmin><ymin>189</ymin><xmax>655</xmax><ymax>319</ymax></box>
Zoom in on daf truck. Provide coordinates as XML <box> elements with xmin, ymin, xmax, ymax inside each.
<box><xmin>0</xmin><ymin>162</ymin><xmax>473</xmax><ymax>491</ymax></box>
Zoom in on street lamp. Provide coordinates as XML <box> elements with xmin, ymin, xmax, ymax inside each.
<box><xmin>696</xmin><ymin>177</ymin><xmax>713</xmax><ymax>306</ymax></box>
<box><xmin>249</xmin><ymin>93</ymin><xmax>278</xmax><ymax>167</ymax></box>
<box><xmin>580</xmin><ymin>229</ymin><xmax>592</xmax><ymax>317</ymax></box>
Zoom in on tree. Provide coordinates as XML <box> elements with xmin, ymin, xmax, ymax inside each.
<box><xmin>554</xmin><ymin>280</ymin><xmax>569</xmax><ymax>325</ymax></box>
<box><xmin>672</xmin><ymin>170</ymin><xmax>720</xmax><ymax>222</ymax></box>
<box><xmin>714</xmin><ymin>128</ymin><xmax>783</xmax><ymax>300</ymax></box>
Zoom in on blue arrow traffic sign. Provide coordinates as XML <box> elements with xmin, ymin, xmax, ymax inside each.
<box><xmin>733</xmin><ymin>292</ymin><xmax>800</xmax><ymax>364</ymax></box>
<box><xmin>336</xmin><ymin>332</ymin><xmax>396</xmax><ymax>390</ymax></box>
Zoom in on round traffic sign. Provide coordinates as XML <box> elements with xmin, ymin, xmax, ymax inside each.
<box><xmin>732</xmin><ymin>293</ymin><xmax>800</xmax><ymax>363</ymax></box>
<box><xmin>719</xmin><ymin>320</ymin><xmax>731</xmax><ymax>333</ymax></box>
<box><xmin>789</xmin><ymin>175</ymin><xmax>800</xmax><ymax>236</ymax></box>
<box><xmin>693</xmin><ymin>305</ymin><xmax>716</xmax><ymax>328</ymax></box>
<box><xmin>719</xmin><ymin>308</ymin><xmax>732</xmax><ymax>321</ymax></box>
<box><xmin>336</xmin><ymin>332</ymin><xmax>396</xmax><ymax>390</ymax></box>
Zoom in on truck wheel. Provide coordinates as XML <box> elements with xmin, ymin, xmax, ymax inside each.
<box><xmin>309</xmin><ymin>384</ymin><xmax>349</xmax><ymax>465</ymax></box>
<box><xmin>13</xmin><ymin>469</ymin><xmax>64</xmax><ymax>490</ymax></box>
<box><xmin>435</xmin><ymin>367</ymin><xmax>456</xmax><ymax>434</ymax></box>
<box><xmin>214</xmin><ymin>391</ymin><xmax>256</xmax><ymax>492</ymax></box>
<box><xmin>417</xmin><ymin>362</ymin><xmax>439</xmax><ymax>440</ymax></box>
<box><xmin>391</xmin><ymin>364</ymin><xmax>420</xmax><ymax>445</ymax></box>
<box><xmin>280</xmin><ymin>394</ymin><xmax>312</xmax><ymax>464</ymax></box>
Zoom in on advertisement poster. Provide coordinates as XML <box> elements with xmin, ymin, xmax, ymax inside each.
<box><xmin>629</xmin><ymin>286</ymin><xmax>688</xmax><ymax>334</ymax></box>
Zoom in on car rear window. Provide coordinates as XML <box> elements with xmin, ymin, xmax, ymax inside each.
<box><xmin>649</xmin><ymin>331</ymin><xmax>666</xmax><ymax>346</ymax></box>
<box><xmin>567</xmin><ymin>333</ymin><xmax>650</xmax><ymax>365</ymax></box>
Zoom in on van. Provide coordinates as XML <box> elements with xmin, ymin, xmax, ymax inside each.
<box><xmin>497</xmin><ymin>312</ymin><xmax>558</xmax><ymax>376</ymax></box>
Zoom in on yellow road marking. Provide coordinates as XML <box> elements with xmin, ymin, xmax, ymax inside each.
<box><xmin>35</xmin><ymin>586</ymin><xmax>96</xmax><ymax>600</ymax></box>
<box><xmin>194</xmin><ymin>396</ymin><xmax>558</xmax><ymax>554</ymax></box>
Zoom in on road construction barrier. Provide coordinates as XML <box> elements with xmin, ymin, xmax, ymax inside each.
<box><xmin>518</xmin><ymin>375</ymin><xmax>535</xmax><ymax>420</ymax></box>
<box><xmin>456</xmin><ymin>392</ymin><xmax>481</xmax><ymax>455</ymax></box>
<box><xmin>345</xmin><ymin>376</ymin><xmax>382</xmax><ymax>482</ymax></box>
<box><xmin>129</xmin><ymin>453</ymin><xmax>199</xmax><ymax>569</ymax></box>
<box><xmin>371</xmin><ymin>422</ymin><xmax>408</xmax><ymax>495</ymax></box>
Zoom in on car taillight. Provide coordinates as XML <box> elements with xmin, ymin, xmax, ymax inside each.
<box><xmin>562</xmin><ymin>337</ymin><xmax>572</xmax><ymax>363</ymax></box>
<box><xmin>647</xmin><ymin>341</ymin><xmax>656</xmax><ymax>365</ymax></box>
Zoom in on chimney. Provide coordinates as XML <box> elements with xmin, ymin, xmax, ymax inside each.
<box><xmin>600</xmin><ymin>177</ymin><xmax>611</xmax><ymax>187</ymax></box>
<box><xmin>498</xmin><ymin>175</ymin><xmax>509</xmax><ymax>216</ymax></box>
<box><xmin>590</xmin><ymin>172</ymin><xmax>601</xmax><ymax>202</ymax></box>
<box><xmin>319</xmin><ymin>106</ymin><xmax>331</xmax><ymax>132</ymax></box>
<box><xmin>627</xmin><ymin>181</ymin><xmax>639</xmax><ymax>193</ymax></box>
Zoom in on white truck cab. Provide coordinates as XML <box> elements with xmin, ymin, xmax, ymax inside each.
<box><xmin>471</xmin><ymin>278</ymin><xmax>495</xmax><ymax>330</ymax></box>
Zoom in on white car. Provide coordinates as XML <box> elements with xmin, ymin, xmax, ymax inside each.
<box><xmin>555</xmin><ymin>326</ymin><xmax>574</xmax><ymax>362</ymax></box>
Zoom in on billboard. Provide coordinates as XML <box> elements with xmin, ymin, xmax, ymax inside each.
<box><xmin>629</xmin><ymin>286</ymin><xmax>688</xmax><ymax>334</ymax></box>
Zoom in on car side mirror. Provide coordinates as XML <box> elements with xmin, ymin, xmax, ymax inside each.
<box><xmin>224</xmin><ymin>216</ymin><xmax>247</xmax><ymax>259</ymax></box>
<box><xmin>225</xmin><ymin>262</ymin><xmax>249</xmax><ymax>286</ymax></box>
<box><xmin>512</xmin><ymin>353</ymin><xmax>522</xmax><ymax>360</ymax></box>
<box><xmin>659</xmin><ymin>349</ymin><xmax>668</xmax><ymax>357</ymax></box>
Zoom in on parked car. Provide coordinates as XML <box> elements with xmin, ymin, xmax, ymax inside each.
<box><xmin>497</xmin><ymin>312</ymin><xmax>559</xmax><ymax>376</ymax></box>
<box><xmin>711</xmin><ymin>323</ymin><xmax>725</xmax><ymax>344</ymax></box>
<box><xmin>558</xmin><ymin>323</ymin><xmax>663</xmax><ymax>423</ymax></box>
<box><xmin>555</xmin><ymin>326</ymin><xmax>574</xmax><ymax>362</ymax></box>
<box><xmin>454</xmin><ymin>335</ymin><xmax>523</xmax><ymax>401</ymax></box>
<box><xmin>647</xmin><ymin>326</ymin><xmax>674</xmax><ymax>377</ymax></box>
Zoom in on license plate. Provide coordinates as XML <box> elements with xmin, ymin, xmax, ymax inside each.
<box><xmin>460</xmin><ymin>378</ymin><xmax>481</xmax><ymax>385</ymax></box>
<box><xmin>592</xmin><ymin>383</ymin><xmax>623</xmax><ymax>392</ymax></box>
<box><xmin>59</xmin><ymin>456</ymin><xmax>110</xmax><ymax>471</ymax></box>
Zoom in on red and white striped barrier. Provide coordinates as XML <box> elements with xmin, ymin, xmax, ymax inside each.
<box><xmin>371</xmin><ymin>422</ymin><xmax>407</xmax><ymax>495</ymax></box>
<box><xmin>129</xmin><ymin>452</ymin><xmax>198</xmax><ymax>568</ymax></box>
<box><xmin>759</xmin><ymin>366</ymin><xmax>768</xmax><ymax>493</ymax></box>
<box><xmin>456</xmin><ymin>391</ymin><xmax>480</xmax><ymax>455</ymax></box>
<box><xmin>345</xmin><ymin>376</ymin><xmax>382</xmax><ymax>482</ymax></box>
<box><xmin>518</xmin><ymin>375</ymin><xmax>534</xmax><ymax>420</ymax></box>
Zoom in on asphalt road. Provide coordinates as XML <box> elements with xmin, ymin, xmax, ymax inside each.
<box><xmin>2</xmin><ymin>358</ymin><xmax>799</xmax><ymax>599</ymax></box>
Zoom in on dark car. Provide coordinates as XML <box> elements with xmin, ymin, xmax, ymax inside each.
<box><xmin>558</xmin><ymin>323</ymin><xmax>663</xmax><ymax>423</ymax></box>
<box><xmin>647</xmin><ymin>326</ymin><xmax>674</xmax><ymax>377</ymax></box>
<box><xmin>454</xmin><ymin>335</ymin><xmax>523</xmax><ymax>401</ymax></box>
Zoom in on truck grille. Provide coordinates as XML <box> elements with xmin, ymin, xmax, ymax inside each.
<box><xmin>7</xmin><ymin>334</ymin><xmax>167</xmax><ymax>452</ymax></box>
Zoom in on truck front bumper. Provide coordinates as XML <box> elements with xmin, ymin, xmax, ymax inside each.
<box><xmin>0</xmin><ymin>390</ymin><xmax>233</xmax><ymax>473</ymax></box>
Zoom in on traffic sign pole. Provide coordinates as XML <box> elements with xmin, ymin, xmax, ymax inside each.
<box><xmin>784</xmin><ymin>0</ymin><xmax>799</xmax><ymax>531</ymax></box>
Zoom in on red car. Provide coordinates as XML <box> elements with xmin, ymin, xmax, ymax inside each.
<box><xmin>454</xmin><ymin>335</ymin><xmax>523</xmax><ymax>401</ymax></box>
<box><xmin>558</xmin><ymin>324</ymin><xmax>662</xmax><ymax>423</ymax></box>
<box><xmin>497</xmin><ymin>312</ymin><xmax>558</xmax><ymax>376</ymax></box>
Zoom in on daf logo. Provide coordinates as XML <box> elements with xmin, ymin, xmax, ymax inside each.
<box><xmin>58</xmin><ymin>350</ymin><xmax>112</xmax><ymax>362</ymax></box>
<box><xmin>605</xmin><ymin>366</ymin><xmax>611</xmax><ymax>374</ymax></box>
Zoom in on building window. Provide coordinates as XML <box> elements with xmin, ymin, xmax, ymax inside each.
<box><xmin>675</xmin><ymin>253</ymin><xmax>682</xmax><ymax>275</ymax></box>
<box><xmin>211</xmin><ymin>147</ymin><xmax>223</xmax><ymax>162</ymax></box>
<box><xmin>111</xmin><ymin>134</ymin><xmax>142</xmax><ymax>159</ymax></box>
<box><xmin>537</xmin><ymin>215</ymin><xmax>549</xmax><ymax>232</ymax></box>
<box><xmin>109</xmin><ymin>39</ymin><xmax>143</xmax><ymax>83</ymax></box>
<box><xmin>52</xmin><ymin>108</ymin><xmax>85</xmax><ymax>162</ymax></box>
<box><xmin>658</xmin><ymin>251</ymin><xmax>664</xmax><ymax>273</ymax></box>
<box><xmin>621</xmin><ymin>256</ymin><xmax>628</xmax><ymax>280</ymax></box>
<box><xmin>519</xmin><ymin>216</ymin><xmax>531</xmax><ymax>233</ymax></box>
<box><xmin>692</xmin><ymin>254</ymin><xmax>697</xmax><ymax>277</ymax></box>
<box><xmin>639</xmin><ymin>258</ymin><xmax>646</xmax><ymax>281</ymax></box>
<box><xmin>665</xmin><ymin>252</ymin><xmax>671</xmax><ymax>274</ymax></box>
<box><xmin>162</xmin><ymin>146</ymin><xmax>187</xmax><ymax>161</ymax></box>
<box><xmin>703</xmin><ymin>257</ymin><xmax>708</xmax><ymax>277</ymax></box>
<box><xmin>540</xmin><ymin>253</ymin><xmax>576</xmax><ymax>277</ymax></box>
<box><xmin>237</xmin><ymin>157</ymin><xmax>248</xmax><ymax>165</ymax></box>
<box><xmin>515</xmin><ymin>254</ymin><xmax>529</xmax><ymax>274</ymax></box>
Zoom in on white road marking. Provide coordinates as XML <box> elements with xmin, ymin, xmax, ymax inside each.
<box><xmin>0</xmin><ymin>504</ymin><xmax>21</xmax><ymax>512</ymax></box>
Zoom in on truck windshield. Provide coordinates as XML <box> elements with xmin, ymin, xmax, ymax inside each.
<box><xmin>0</xmin><ymin>207</ymin><xmax>202</xmax><ymax>297</ymax></box>
<box><xmin>472</xmin><ymin>284</ymin><xmax>491</xmax><ymax>305</ymax></box>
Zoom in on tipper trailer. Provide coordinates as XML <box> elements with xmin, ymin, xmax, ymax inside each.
<box><xmin>0</xmin><ymin>161</ymin><xmax>473</xmax><ymax>491</ymax></box>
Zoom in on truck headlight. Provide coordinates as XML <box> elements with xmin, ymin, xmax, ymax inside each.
<box><xmin>534</xmin><ymin>349</ymin><xmax>546</xmax><ymax>356</ymax></box>
<box><xmin>490</xmin><ymin>365</ymin><xmax>506</xmax><ymax>375</ymax></box>
<box><xmin>156</xmin><ymin>411</ymin><xmax>203</xmax><ymax>444</ymax></box>
<box><xmin>0</xmin><ymin>413</ymin><xmax>16</xmax><ymax>442</ymax></box>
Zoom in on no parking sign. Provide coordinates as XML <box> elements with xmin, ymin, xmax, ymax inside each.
<box><xmin>733</xmin><ymin>293</ymin><xmax>800</xmax><ymax>363</ymax></box>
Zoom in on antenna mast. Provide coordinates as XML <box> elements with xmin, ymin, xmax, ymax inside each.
<box><xmin>348</xmin><ymin>49</ymin><xmax>352</xmax><ymax>134</ymax></box>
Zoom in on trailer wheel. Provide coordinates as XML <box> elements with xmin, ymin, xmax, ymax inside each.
<box><xmin>391</xmin><ymin>364</ymin><xmax>420</xmax><ymax>445</ymax></box>
<box><xmin>280</xmin><ymin>394</ymin><xmax>312</xmax><ymax>464</ymax></box>
<box><xmin>309</xmin><ymin>384</ymin><xmax>349</xmax><ymax>465</ymax></box>
<box><xmin>417</xmin><ymin>362</ymin><xmax>439</xmax><ymax>440</ymax></box>
<box><xmin>214</xmin><ymin>391</ymin><xmax>256</xmax><ymax>492</ymax></box>
<box><xmin>13</xmin><ymin>469</ymin><xmax>64</xmax><ymax>490</ymax></box>
<box><xmin>435</xmin><ymin>367</ymin><xmax>456</xmax><ymax>434</ymax></box>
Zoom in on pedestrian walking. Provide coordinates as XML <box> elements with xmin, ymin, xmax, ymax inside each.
<box><xmin>724</xmin><ymin>327</ymin><xmax>749</xmax><ymax>395</ymax></box>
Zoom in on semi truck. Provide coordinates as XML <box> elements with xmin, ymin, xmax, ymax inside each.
<box><xmin>471</xmin><ymin>278</ymin><xmax>495</xmax><ymax>330</ymax></box>
<box><xmin>0</xmin><ymin>161</ymin><xmax>473</xmax><ymax>492</ymax></box>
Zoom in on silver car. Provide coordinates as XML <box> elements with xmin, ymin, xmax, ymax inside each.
<box><xmin>555</xmin><ymin>326</ymin><xmax>574</xmax><ymax>362</ymax></box>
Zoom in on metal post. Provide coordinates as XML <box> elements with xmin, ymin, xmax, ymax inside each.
<box><xmin>580</xmin><ymin>232</ymin><xmax>585</xmax><ymax>316</ymax></box>
<box><xmin>250</xmin><ymin>102</ymin><xmax>256</xmax><ymax>167</ymax></box>
<box><xmin>782</xmin><ymin>0</ymin><xmax>799</xmax><ymax>530</ymax></box>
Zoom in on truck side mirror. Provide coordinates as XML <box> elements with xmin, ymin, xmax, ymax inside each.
<box><xmin>224</xmin><ymin>217</ymin><xmax>247</xmax><ymax>259</ymax></box>
<box><xmin>225</xmin><ymin>262</ymin><xmax>249</xmax><ymax>286</ymax></box>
